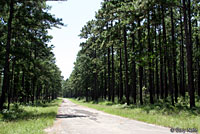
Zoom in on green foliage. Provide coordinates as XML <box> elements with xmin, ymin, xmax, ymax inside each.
<box><xmin>0</xmin><ymin>0</ymin><xmax>63</xmax><ymax>109</ymax></box>
<box><xmin>64</xmin><ymin>0</ymin><xmax>200</xmax><ymax>107</ymax></box>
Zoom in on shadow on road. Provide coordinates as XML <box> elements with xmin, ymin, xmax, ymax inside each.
<box><xmin>56</xmin><ymin>114</ymin><xmax>88</xmax><ymax>118</ymax></box>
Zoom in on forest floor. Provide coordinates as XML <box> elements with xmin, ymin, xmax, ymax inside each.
<box><xmin>45</xmin><ymin>98</ymin><xmax>172</xmax><ymax>134</ymax></box>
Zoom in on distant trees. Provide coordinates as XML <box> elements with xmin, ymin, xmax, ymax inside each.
<box><xmin>0</xmin><ymin>0</ymin><xmax>63</xmax><ymax>110</ymax></box>
<box><xmin>63</xmin><ymin>0</ymin><xmax>200</xmax><ymax>108</ymax></box>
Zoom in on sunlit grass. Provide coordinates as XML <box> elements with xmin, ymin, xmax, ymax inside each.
<box><xmin>70</xmin><ymin>98</ymin><xmax>200</xmax><ymax>133</ymax></box>
<box><xmin>0</xmin><ymin>99</ymin><xmax>62</xmax><ymax>134</ymax></box>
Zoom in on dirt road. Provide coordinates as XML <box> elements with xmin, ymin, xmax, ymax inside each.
<box><xmin>45</xmin><ymin>99</ymin><xmax>171</xmax><ymax>134</ymax></box>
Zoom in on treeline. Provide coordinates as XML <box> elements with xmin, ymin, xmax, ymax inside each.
<box><xmin>63</xmin><ymin>0</ymin><xmax>200</xmax><ymax>108</ymax></box>
<box><xmin>0</xmin><ymin>0</ymin><xmax>63</xmax><ymax>110</ymax></box>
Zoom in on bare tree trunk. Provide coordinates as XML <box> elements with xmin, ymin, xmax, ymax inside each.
<box><xmin>187</xmin><ymin>0</ymin><xmax>195</xmax><ymax>107</ymax></box>
<box><xmin>154</xmin><ymin>12</ymin><xmax>159</xmax><ymax>100</ymax></box>
<box><xmin>104</xmin><ymin>54</ymin><xmax>107</xmax><ymax>99</ymax></box>
<box><xmin>179</xmin><ymin>4</ymin><xmax>186</xmax><ymax>98</ymax></box>
<box><xmin>123</xmin><ymin>26</ymin><xmax>130</xmax><ymax>105</ymax></box>
<box><xmin>167</xmin><ymin>8</ymin><xmax>174</xmax><ymax>106</ymax></box>
<box><xmin>162</xmin><ymin>4</ymin><xmax>168</xmax><ymax>99</ymax></box>
<box><xmin>21</xmin><ymin>69</ymin><xmax>25</xmax><ymax>103</ymax></box>
<box><xmin>159</xmin><ymin>6</ymin><xmax>164</xmax><ymax>99</ymax></box>
<box><xmin>138</xmin><ymin>19</ymin><xmax>143</xmax><ymax>105</ymax></box>
<box><xmin>147</xmin><ymin>9</ymin><xmax>154</xmax><ymax>104</ymax></box>
<box><xmin>196</xmin><ymin>20</ymin><xmax>200</xmax><ymax>97</ymax></box>
<box><xmin>94</xmin><ymin>49</ymin><xmax>98</xmax><ymax>102</ymax></box>
<box><xmin>0</xmin><ymin>72</ymin><xmax>2</xmax><ymax>93</ymax></box>
<box><xmin>107</xmin><ymin>47</ymin><xmax>111</xmax><ymax>101</ymax></box>
<box><xmin>111</xmin><ymin>44</ymin><xmax>115</xmax><ymax>102</ymax></box>
<box><xmin>8</xmin><ymin>59</ymin><xmax>15</xmax><ymax>110</ymax></box>
<box><xmin>171</xmin><ymin>8</ymin><xmax>177</xmax><ymax>103</ymax></box>
<box><xmin>159</xmin><ymin>25</ymin><xmax>164</xmax><ymax>99</ymax></box>
<box><xmin>183</xmin><ymin>0</ymin><xmax>195</xmax><ymax>108</ymax></box>
<box><xmin>0</xmin><ymin>0</ymin><xmax>14</xmax><ymax>110</ymax></box>
<box><xmin>131</xmin><ymin>28</ymin><xmax>137</xmax><ymax>104</ymax></box>
<box><xmin>119</xmin><ymin>48</ymin><xmax>123</xmax><ymax>102</ymax></box>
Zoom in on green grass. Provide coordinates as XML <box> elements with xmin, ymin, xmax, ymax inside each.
<box><xmin>0</xmin><ymin>99</ymin><xmax>62</xmax><ymax>134</ymax></box>
<box><xmin>70</xmin><ymin>98</ymin><xmax>200</xmax><ymax>133</ymax></box>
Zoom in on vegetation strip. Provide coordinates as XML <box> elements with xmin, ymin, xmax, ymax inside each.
<box><xmin>0</xmin><ymin>99</ymin><xmax>62</xmax><ymax>134</ymax></box>
<box><xmin>70</xmin><ymin>99</ymin><xmax>200</xmax><ymax>133</ymax></box>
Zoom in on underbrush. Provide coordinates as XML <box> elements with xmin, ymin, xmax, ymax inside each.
<box><xmin>0</xmin><ymin>98</ymin><xmax>62</xmax><ymax>134</ymax></box>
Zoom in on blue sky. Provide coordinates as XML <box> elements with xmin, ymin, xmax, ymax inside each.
<box><xmin>47</xmin><ymin>0</ymin><xmax>103</xmax><ymax>79</ymax></box>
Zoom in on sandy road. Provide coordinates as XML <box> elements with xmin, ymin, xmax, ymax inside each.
<box><xmin>45</xmin><ymin>99</ymin><xmax>172</xmax><ymax>134</ymax></box>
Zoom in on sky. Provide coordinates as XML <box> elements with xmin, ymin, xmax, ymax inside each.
<box><xmin>46</xmin><ymin>0</ymin><xmax>103</xmax><ymax>80</ymax></box>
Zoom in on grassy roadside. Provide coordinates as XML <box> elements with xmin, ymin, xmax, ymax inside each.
<box><xmin>70</xmin><ymin>98</ymin><xmax>200</xmax><ymax>133</ymax></box>
<box><xmin>0</xmin><ymin>98</ymin><xmax>62</xmax><ymax>134</ymax></box>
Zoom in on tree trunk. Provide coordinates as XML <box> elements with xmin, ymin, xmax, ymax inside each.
<box><xmin>154</xmin><ymin>15</ymin><xmax>159</xmax><ymax>100</ymax></box>
<box><xmin>179</xmin><ymin>4</ymin><xmax>186</xmax><ymax>98</ymax></box>
<box><xmin>198</xmin><ymin>63</ymin><xmax>200</xmax><ymax>97</ymax></box>
<box><xmin>32</xmin><ymin>77</ymin><xmax>36</xmax><ymax>104</ymax></box>
<box><xmin>0</xmin><ymin>0</ymin><xmax>14</xmax><ymax>110</ymax></box>
<box><xmin>32</xmin><ymin>41</ymin><xmax>38</xmax><ymax>105</ymax></box>
<box><xmin>171</xmin><ymin>8</ymin><xmax>178</xmax><ymax>103</ymax></box>
<box><xmin>162</xmin><ymin>4</ymin><xmax>168</xmax><ymax>99</ymax></box>
<box><xmin>104</xmin><ymin>53</ymin><xmax>107</xmax><ymax>99</ymax></box>
<box><xmin>0</xmin><ymin>72</ymin><xmax>2</xmax><ymax>93</ymax></box>
<box><xmin>111</xmin><ymin>44</ymin><xmax>115</xmax><ymax>102</ymax></box>
<box><xmin>147</xmin><ymin>9</ymin><xmax>154</xmax><ymax>104</ymax></box>
<box><xmin>167</xmin><ymin>45</ymin><xmax>174</xmax><ymax>106</ymax></box>
<box><xmin>196</xmin><ymin>20</ymin><xmax>200</xmax><ymax>97</ymax></box>
<box><xmin>123</xmin><ymin>26</ymin><xmax>130</xmax><ymax>105</ymax></box>
<box><xmin>101</xmin><ymin>72</ymin><xmax>104</xmax><ymax>99</ymax></box>
<box><xmin>107</xmin><ymin>47</ymin><xmax>111</xmax><ymax>101</ymax></box>
<box><xmin>21</xmin><ymin>69</ymin><xmax>25</xmax><ymax>103</ymax></box>
<box><xmin>138</xmin><ymin>19</ymin><xmax>143</xmax><ymax>105</ymax></box>
<box><xmin>119</xmin><ymin>48</ymin><xmax>123</xmax><ymax>102</ymax></box>
<box><xmin>86</xmin><ymin>82</ymin><xmax>88</xmax><ymax>102</ymax></box>
<box><xmin>188</xmin><ymin>0</ymin><xmax>195</xmax><ymax>107</ymax></box>
<box><xmin>36</xmin><ymin>85</ymin><xmax>40</xmax><ymax>103</ymax></box>
<box><xmin>183</xmin><ymin>0</ymin><xmax>195</xmax><ymax>108</ymax></box>
<box><xmin>13</xmin><ymin>70</ymin><xmax>20</xmax><ymax>102</ymax></box>
<box><xmin>159</xmin><ymin>21</ymin><xmax>164</xmax><ymax>99</ymax></box>
<box><xmin>131</xmin><ymin>29</ymin><xmax>137</xmax><ymax>104</ymax></box>
<box><xmin>8</xmin><ymin>59</ymin><xmax>15</xmax><ymax>110</ymax></box>
<box><xmin>94</xmin><ymin>49</ymin><xmax>98</xmax><ymax>102</ymax></box>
